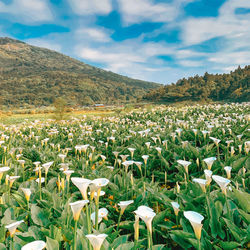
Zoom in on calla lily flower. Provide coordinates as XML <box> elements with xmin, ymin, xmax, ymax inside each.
<box><xmin>134</xmin><ymin>206</ymin><xmax>156</xmax><ymax>234</ymax></box>
<box><xmin>42</xmin><ymin>161</ymin><xmax>53</xmax><ymax>174</ymax></box>
<box><xmin>59</xmin><ymin>163</ymin><xmax>70</xmax><ymax>171</ymax></box>
<box><xmin>88</xmin><ymin>190</ymin><xmax>105</xmax><ymax>198</ymax></box>
<box><xmin>224</xmin><ymin>166</ymin><xmax>232</xmax><ymax>179</ymax></box>
<box><xmin>209</xmin><ymin>137</ymin><xmax>221</xmax><ymax>146</ymax></box>
<box><xmin>204</xmin><ymin>170</ymin><xmax>213</xmax><ymax>185</ymax></box>
<box><xmin>21</xmin><ymin>188</ymin><xmax>32</xmax><ymax>202</ymax></box>
<box><xmin>177</xmin><ymin>160</ymin><xmax>191</xmax><ymax>174</ymax></box>
<box><xmin>91</xmin><ymin>178</ymin><xmax>109</xmax><ymax>191</ymax></box>
<box><xmin>142</xmin><ymin>155</ymin><xmax>149</xmax><ymax>165</ymax></box>
<box><xmin>122</xmin><ymin>160</ymin><xmax>134</xmax><ymax>172</ymax></box>
<box><xmin>70</xmin><ymin>200</ymin><xmax>89</xmax><ymax>221</ymax></box>
<box><xmin>86</xmin><ymin>234</ymin><xmax>107</xmax><ymax>250</ymax></box>
<box><xmin>71</xmin><ymin>177</ymin><xmax>92</xmax><ymax>200</ymax></box>
<box><xmin>171</xmin><ymin>202</ymin><xmax>180</xmax><ymax>216</ymax></box>
<box><xmin>33</xmin><ymin>161</ymin><xmax>41</xmax><ymax>167</ymax></box>
<box><xmin>8</xmin><ymin>176</ymin><xmax>20</xmax><ymax>188</ymax></box>
<box><xmin>212</xmin><ymin>175</ymin><xmax>231</xmax><ymax>195</ymax></box>
<box><xmin>193</xmin><ymin>178</ymin><xmax>207</xmax><ymax>193</ymax></box>
<box><xmin>118</xmin><ymin>200</ymin><xmax>134</xmax><ymax>215</ymax></box>
<box><xmin>0</xmin><ymin>166</ymin><xmax>10</xmax><ymax>181</ymax></box>
<box><xmin>155</xmin><ymin>147</ymin><xmax>162</xmax><ymax>154</ymax></box>
<box><xmin>91</xmin><ymin>208</ymin><xmax>108</xmax><ymax>224</ymax></box>
<box><xmin>100</xmin><ymin>155</ymin><xmax>106</xmax><ymax>162</ymax></box>
<box><xmin>203</xmin><ymin>157</ymin><xmax>216</xmax><ymax>170</ymax></box>
<box><xmin>5</xmin><ymin>220</ymin><xmax>24</xmax><ymax>237</ymax></box>
<box><xmin>21</xmin><ymin>240</ymin><xmax>46</xmax><ymax>250</ymax></box>
<box><xmin>63</xmin><ymin>170</ymin><xmax>74</xmax><ymax>181</ymax></box>
<box><xmin>184</xmin><ymin>211</ymin><xmax>204</xmax><ymax>240</ymax></box>
<box><xmin>128</xmin><ymin>147</ymin><xmax>136</xmax><ymax>158</ymax></box>
<box><xmin>36</xmin><ymin>177</ymin><xmax>45</xmax><ymax>184</ymax></box>
<box><xmin>58</xmin><ymin>154</ymin><xmax>66</xmax><ymax>162</ymax></box>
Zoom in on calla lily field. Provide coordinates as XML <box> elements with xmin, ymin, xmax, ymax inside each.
<box><xmin>0</xmin><ymin>103</ymin><xmax>249</xmax><ymax>249</ymax></box>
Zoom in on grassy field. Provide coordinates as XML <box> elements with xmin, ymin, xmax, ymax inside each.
<box><xmin>0</xmin><ymin>109</ymin><xmax>115</xmax><ymax>124</ymax></box>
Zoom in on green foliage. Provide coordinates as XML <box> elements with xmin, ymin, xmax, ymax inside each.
<box><xmin>143</xmin><ymin>65</ymin><xmax>250</xmax><ymax>102</ymax></box>
<box><xmin>0</xmin><ymin>103</ymin><xmax>249</xmax><ymax>249</ymax></box>
<box><xmin>53</xmin><ymin>97</ymin><xmax>67</xmax><ymax>121</ymax></box>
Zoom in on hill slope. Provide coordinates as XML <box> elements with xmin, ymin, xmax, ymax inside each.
<box><xmin>0</xmin><ymin>37</ymin><xmax>160</xmax><ymax>107</ymax></box>
<box><xmin>142</xmin><ymin>65</ymin><xmax>250</xmax><ymax>103</ymax></box>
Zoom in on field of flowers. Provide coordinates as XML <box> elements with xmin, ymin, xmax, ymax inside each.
<box><xmin>0</xmin><ymin>103</ymin><xmax>249</xmax><ymax>250</ymax></box>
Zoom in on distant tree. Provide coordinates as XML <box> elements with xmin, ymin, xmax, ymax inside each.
<box><xmin>53</xmin><ymin>97</ymin><xmax>67</xmax><ymax>121</ymax></box>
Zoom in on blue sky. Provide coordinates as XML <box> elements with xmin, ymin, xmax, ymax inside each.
<box><xmin>0</xmin><ymin>0</ymin><xmax>249</xmax><ymax>84</ymax></box>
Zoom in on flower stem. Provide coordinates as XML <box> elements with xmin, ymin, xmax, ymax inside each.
<box><xmin>95</xmin><ymin>194</ymin><xmax>100</xmax><ymax>230</ymax></box>
<box><xmin>198</xmin><ymin>239</ymin><xmax>201</xmax><ymax>250</ymax></box>
<box><xmin>225</xmin><ymin>195</ymin><xmax>232</xmax><ymax>221</ymax></box>
<box><xmin>85</xmin><ymin>203</ymin><xmax>92</xmax><ymax>250</ymax></box>
<box><xmin>117</xmin><ymin>212</ymin><xmax>122</xmax><ymax>231</ymax></box>
<box><xmin>74</xmin><ymin>220</ymin><xmax>77</xmax><ymax>250</ymax></box>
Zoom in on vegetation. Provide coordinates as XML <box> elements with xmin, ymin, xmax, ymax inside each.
<box><xmin>0</xmin><ymin>37</ymin><xmax>160</xmax><ymax>107</ymax></box>
<box><xmin>142</xmin><ymin>65</ymin><xmax>250</xmax><ymax>103</ymax></box>
<box><xmin>0</xmin><ymin>103</ymin><xmax>249</xmax><ymax>249</ymax></box>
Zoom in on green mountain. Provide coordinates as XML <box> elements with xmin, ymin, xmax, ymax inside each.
<box><xmin>142</xmin><ymin>65</ymin><xmax>250</xmax><ymax>103</ymax></box>
<box><xmin>0</xmin><ymin>37</ymin><xmax>160</xmax><ymax>107</ymax></box>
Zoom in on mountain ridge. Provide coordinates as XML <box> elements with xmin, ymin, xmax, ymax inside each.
<box><xmin>0</xmin><ymin>37</ymin><xmax>160</xmax><ymax>107</ymax></box>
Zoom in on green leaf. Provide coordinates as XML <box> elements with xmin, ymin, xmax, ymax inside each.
<box><xmin>231</xmin><ymin>157</ymin><xmax>247</xmax><ymax>171</ymax></box>
<box><xmin>219</xmin><ymin>241</ymin><xmax>241</xmax><ymax>249</ymax></box>
<box><xmin>170</xmin><ymin>231</ymin><xmax>192</xmax><ymax>249</ymax></box>
<box><xmin>115</xmin><ymin>242</ymin><xmax>134</xmax><ymax>250</ymax></box>
<box><xmin>111</xmin><ymin>235</ymin><xmax>128</xmax><ymax>248</ymax></box>
<box><xmin>152</xmin><ymin>244</ymin><xmax>165</xmax><ymax>250</ymax></box>
<box><xmin>207</xmin><ymin>197</ymin><xmax>224</xmax><ymax>238</ymax></box>
<box><xmin>0</xmin><ymin>227</ymin><xmax>5</xmax><ymax>243</ymax></box>
<box><xmin>153</xmin><ymin>209</ymin><xmax>167</xmax><ymax>226</ymax></box>
<box><xmin>31</xmin><ymin>204</ymin><xmax>50</xmax><ymax>227</ymax></box>
<box><xmin>223</xmin><ymin>218</ymin><xmax>244</xmax><ymax>242</ymax></box>
<box><xmin>46</xmin><ymin>236</ymin><xmax>59</xmax><ymax>250</ymax></box>
<box><xmin>232</xmin><ymin>189</ymin><xmax>250</xmax><ymax>213</ymax></box>
<box><xmin>238</xmin><ymin>209</ymin><xmax>250</xmax><ymax>224</ymax></box>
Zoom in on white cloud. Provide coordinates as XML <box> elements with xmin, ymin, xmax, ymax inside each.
<box><xmin>78</xmin><ymin>47</ymin><xmax>144</xmax><ymax>65</ymax></box>
<box><xmin>68</xmin><ymin>0</ymin><xmax>112</xmax><ymax>15</ymax></box>
<box><xmin>75</xmin><ymin>28</ymin><xmax>112</xmax><ymax>42</ymax></box>
<box><xmin>0</xmin><ymin>0</ymin><xmax>53</xmax><ymax>23</ymax></box>
<box><xmin>118</xmin><ymin>0</ymin><xmax>179</xmax><ymax>25</ymax></box>
<box><xmin>181</xmin><ymin>0</ymin><xmax>250</xmax><ymax>46</ymax></box>
<box><xmin>25</xmin><ymin>38</ymin><xmax>62</xmax><ymax>52</ymax></box>
<box><xmin>209</xmin><ymin>51</ymin><xmax>250</xmax><ymax>65</ymax></box>
<box><xmin>222</xmin><ymin>65</ymin><xmax>240</xmax><ymax>72</ymax></box>
<box><xmin>175</xmin><ymin>50</ymin><xmax>206</xmax><ymax>59</ymax></box>
<box><xmin>178</xmin><ymin>60</ymin><xmax>202</xmax><ymax>67</ymax></box>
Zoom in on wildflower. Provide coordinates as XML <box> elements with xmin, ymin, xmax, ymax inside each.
<box><xmin>184</xmin><ymin>211</ymin><xmax>204</xmax><ymax>240</ymax></box>
<box><xmin>5</xmin><ymin>220</ymin><xmax>24</xmax><ymax>237</ymax></box>
<box><xmin>212</xmin><ymin>175</ymin><xmax>231</xmax><ymax>195</ymax></box>
<box><xmin>86</xmin><ymin>234</ymin><xmax>107</xmax><ymax>250</ymax></box>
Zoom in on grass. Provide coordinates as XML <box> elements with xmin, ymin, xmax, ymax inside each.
<box><xmin>0</xmin><ymin>109</ymin><xmax>115</xmax><ymax>124</ymax></box>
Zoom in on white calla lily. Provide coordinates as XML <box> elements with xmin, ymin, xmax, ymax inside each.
<box><xmin>184</xmin><ymin>211</ymin><xmax>204</xmax><ymax>240</ymax></box>
<box><xmin>71</xmin><ymin>177</ymin><xmax>92</xmax><ymax>199</ymax></box>
<box><xmin>212</xmin><ymin>175</ymin><xmax>231</xmax><ymax>195</ymax></box>
<box><xmin>21</xmin><ymin>240</ymin><xmax>46</xmax><ymax>250</ymax></box>
<box><xmin>86</xmin><ymin>234</ymin><xmax>107</xmax><ymax>250</ymax></box>
<box><xmin>69</xmin><ymin>200</ymin><xmax>89</xmax><ymax>221</ymax></box>
<box><xmin>5</xmin><ymin>220</ymin><xmax>24</xmax><ymax>237</ymax></box>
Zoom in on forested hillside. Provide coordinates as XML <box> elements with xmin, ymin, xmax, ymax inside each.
<box><xmin>0</xmin><ymin>37</ymin><xmax>160</xmax><ymax>107</ymax></box>
<box><xmin>142</xmin><ymin>66</ymin><xmax>249</xmax><ymax>103</ymax></box>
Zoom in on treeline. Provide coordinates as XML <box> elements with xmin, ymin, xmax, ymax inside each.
<box><xmin>142</xmin><ymin>65</ymin><xmax>250</xmax><ymax>103</ymax></box>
